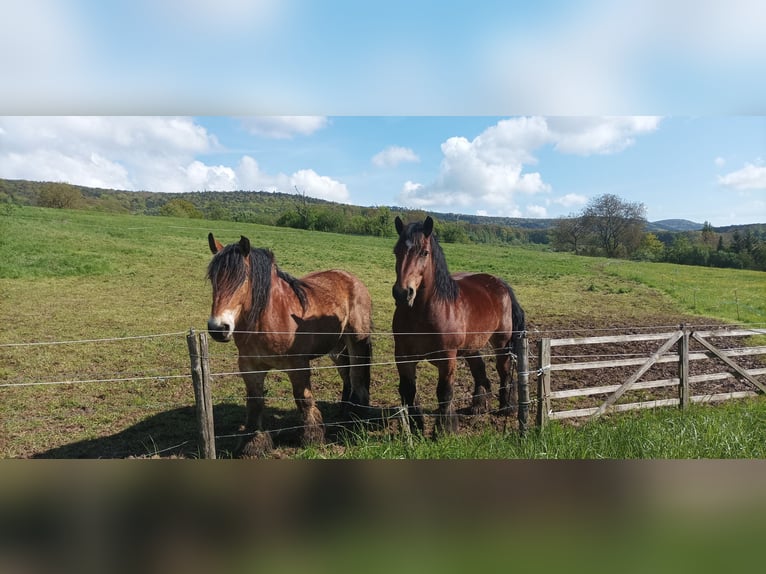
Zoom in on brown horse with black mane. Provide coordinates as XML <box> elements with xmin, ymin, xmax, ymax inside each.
<box><xmin>392</xmin><ymin>216</ymin><xmax>526</xmax><ymax>434</ymax></box>
<box><xmin>206</xmin><ymin>233</ymin><xmax>373</xmax><ymax>456</ymax></box>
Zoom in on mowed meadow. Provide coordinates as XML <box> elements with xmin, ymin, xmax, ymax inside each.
<box><xmin>1</xmin><ymin>206</ymin><xmax>765</xmax><ymax>458</ymax></box>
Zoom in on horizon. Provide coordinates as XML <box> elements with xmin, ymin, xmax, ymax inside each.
<box><xmin>5</xmin><ymin>176</ymin><xmax>764</xmax><ymax>230</ymax></box>
<box><xmin>0</xmin><ymin>116</ymin><xmax>764</xmax><ymax>228</ymax></box>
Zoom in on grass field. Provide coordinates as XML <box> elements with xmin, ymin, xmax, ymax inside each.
<box><xmin>1</xmin><ymin>206</ymin><xmax>764</xmax><ymax>458</ymax></box>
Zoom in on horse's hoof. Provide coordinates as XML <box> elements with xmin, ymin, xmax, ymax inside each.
<box><xmin>238</xmin><ymin>431</ymin><xmax>274</xmax><ymax>459</ymax></box>
<box><xmin>470</xmin><ymin>395</ymin><xmax>491</xmax><ymax>415</ymax></box>
<box><xmin>434</xmin><ymin>413</ymin><xmax>459</xmax><ymax>436</ymax></box>
<box><xmin>302</xmin><ymin>425</ymin><xmax>325</xmax><ymax>447</ymax></box>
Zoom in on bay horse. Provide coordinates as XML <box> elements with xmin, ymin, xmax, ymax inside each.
<box><xmin>392</xmin><ymin>216</ymin><xmax>526</xmax><ymax>434</ymax></box>
<box><xmin>206</xmin><ymin>233</ymin><xmax>373</xmax><ymax>456</ymax></box>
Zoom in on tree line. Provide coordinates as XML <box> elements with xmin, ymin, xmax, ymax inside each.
<box><xmin>551</xmin><ymin>194</ymin><xmax>765</xmax><ymax>271</ymax></box>
<box><xmin>2</xmin><ymin>179</ymin><xmax>764</xmax><ymax>271</ymax></box>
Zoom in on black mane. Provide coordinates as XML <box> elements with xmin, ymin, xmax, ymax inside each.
<box><xmin>395</xmin><ymin>221</ymin><xmax>459</xmax><ymax>302</ymax></box>
<box><xmin>207</xmin><ymin>243</ymin><xmax>308</xmax><ymax>324</ymax></box>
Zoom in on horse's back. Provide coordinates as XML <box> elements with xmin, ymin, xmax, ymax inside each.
<box><xmin>455</xmin><ymin>272</ymin><xmax>514</xmax><ymax>319</ymax></box>
<box><xmin>301</xmin><ymin>269</ymin><xmax>372</xmax><ymax>336</ymax></box>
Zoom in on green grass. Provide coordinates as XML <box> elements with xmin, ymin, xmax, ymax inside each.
<box><xmin>602</xmin><ymin>259</ymin><xmax>766</xmax><ymax>324</ymax></box>
<box><xmin>297</xmin><ymin>399</ymin><xmax>766</xmax><ymax>459</ymax></box>
<box><xmin>1</xmin><ymin>206</ymin><xmax>765</xmax><ymax>458</ymax></box>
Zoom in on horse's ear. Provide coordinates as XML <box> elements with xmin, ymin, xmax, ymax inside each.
<box><xmin>208</xmin><ymin>233</ymin><xmax>224</xmax><ymax>254</ymax></box>
<box><xmin>423</xmin><ymin>216</ymin><xmax>434</xmax><ymax>237</ymax></box>
<box><xmin>395</xmin><ymin>216</ymin><xmax>404</xmax><ymax>236</ymax></box>
<box><xmin>238</xmin><ymin>235</ymin><xmax>251</xmax><ymax>256</ymax></box>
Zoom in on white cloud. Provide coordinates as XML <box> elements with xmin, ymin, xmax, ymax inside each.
<box><xmin>553</xmin><ymin>193</ymin><xmax>588</xmax><ymax>207</ymax></box>
<box><xmin>0</xmin><ymin>116</ymin><xmax>219</xmax><ymax>191</ymax></box>
<box><xmin>290</xmin><ymin>169</ymin><xmax>349</xmax><ymax>202</ymax></box>
<box><xmin>183</xmin><ymin>161</ymin><xmax>238</xmax><ymax>191</ymax></box>
<box><xmin>396</xmin><ymin>116</ymin><xmax>656</xmax><ymax>216</ymax></box>
<box><xmin>547</xmin><ymin>116</ymin><xmax>661</xmax><ymax>155</ymax></box>
<box><xmin>0</xmin><ymin>148</ymin><xmax>131</xmax><ymax>190</ymax></box>
<box><xmin>236</xmin><ymin>155</ymin><xmax>348</xmax><ymax>202</ymax></box>
<box><xmin>0</xmin><ymin>116</ymin><xmax>348</xmax><ymax>199</ymax></box>
<box><xmin>372</xmin><ymin>146</ymin><xmax>420</xmax><ymax>168</ymax></box>
<box><xmin>714</xmin><ymin>156</ymin><xmax>726</xmax><ymax>167</ymax></box>
<box><xmin>397</xmin><ymin>118</ymin><xmax>551</xmax><ymax>216</ymax></box>
<box><xmin>718</xmin><ymin>161</ymin><xmax>766</xmax><ymax>190</ymax></box>
<box><xmin>236</xmin><ymin>155</ymin><xmax>284</xmax><ymax>191</ymax></box>
<box><xmin>240</xmin><ymin>116</ymin><xmax>328</xmax><ymax>139</ymax></box>
<box><xmin>526</xmin><ymin>205</ymin><xmax>548</xmax><ymax>218</ymax></box>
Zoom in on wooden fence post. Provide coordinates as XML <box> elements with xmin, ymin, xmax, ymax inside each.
<box><xmin>537</xmin><ymin>338</ymin><xmax>551</xmax><ymax>428</ymax></box>
<box><xmin>517</xmin><ymin>332</ymin><xmax>530</xmax><ymax>435</ymax></box>
<box><xmin>187</xmin><ymin>328</ymin><xmax>216</xmax><ymax>459</ymax></box>
<box><xmin>678</xmin><ymin>326</ymin><xmax>689</xmax><ymax>410</ymax></box>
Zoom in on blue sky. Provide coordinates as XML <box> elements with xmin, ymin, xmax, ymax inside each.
<box><xmin>1</xmin><ymin>1</ymin><xmax>764</xmax><ymax>225</ymax></box>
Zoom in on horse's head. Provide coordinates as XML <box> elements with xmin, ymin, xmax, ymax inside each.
<box><xmin>392</xmin><ymin>215</ymin><xmax>434</xmax><ymax>307</ymax></box>
<box><xmin>206</xmin><ymin>233</ymin><xmax>252</xmax><ymax>342</ymax></box>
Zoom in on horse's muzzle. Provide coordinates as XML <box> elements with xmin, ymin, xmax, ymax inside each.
<box><xmin>392</xmin><ymin>284</ymin><xmax>416</xmax><ymax>307</ymax></box>
<box><xmin>207</xmin><ymin>318</ymin><xmax>233</xmax><ymax>342</ymax></box>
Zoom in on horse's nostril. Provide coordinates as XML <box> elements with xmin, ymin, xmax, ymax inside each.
<box><xmin>392</xmin><ymin>284</ymin><xmax>407</xmax><ymax>302</ymax></box>
<box><xmin>407</xmin><ymin>287</ymin><xmax>415</xmax><ymax>298</ymax></box>
<box><xmin>208</xmin><ymin>319</ymin><xmax>232</xmax><ymax>341</ymax></box>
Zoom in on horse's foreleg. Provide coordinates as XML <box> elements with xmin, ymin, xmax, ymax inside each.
<box><xmin>465</xmin><ymin>354</ymin><xmax>492</xmax><ymax>415</ymax></box>
<box><xmin>238</xmin><ymin>369</ymin><xmax>273</xmax><ymax>458</ymax></box>
<box><xmin>395</xmin><ymin>352</ymin><xmax>424</xmax><ymax>434</ymax></box>
<box><xmin>288</xmin><ymin>367</ymin><xmax>325</xmax><ymax>446</ymax></box>
<box><xmin>434</xmin><ymin>352</ymin><xmax>459</xmax><ymax>435</ymax></box>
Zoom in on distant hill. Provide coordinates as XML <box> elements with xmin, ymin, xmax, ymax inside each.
<box><xmin>646</xmin><ymin>219</ymin><xmax>703</xmax><ymax>232</ymax></box>
<box><xmin>2</xmin><ymin>178</ymin><xmax>762</xmax><ymax>235</ymax></box>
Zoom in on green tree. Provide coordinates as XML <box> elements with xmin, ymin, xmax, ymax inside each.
<box><xmin>314</xmin><ymin>208</ymin><xmax>344</xmax><ymax>232</ymax></box>
<box><xmin>205</xmin><ymin>200</ymin><xmax>228</xmax><ymax>221</ymax></box>
<box><xmin>635</xmin><ymin>232</ymin><xmax>665</xmax><ymax>261</ymax></box>
<box><xmin>159</xmin><ymin>199</ymin><xmax>203</xmax><ymax>218</ymax></box>
<box><xmin>292</xmin><ymin>187</ymin><xmax>316</xmax><ymax>229</ymax></box>
<box><xmin>581</xmin><ymin>194</ymin><xmax>646</xmax><ymax>257</ymax></box>
<box><xmin>551</xmin><ymin>214</ymin><xmax>589</xmax><ymax>253</ymax></box>
<box><xmin>701</xmin><ymin>221</ymin><xmax>717</xmax><ymax>248</ymax></box>
<box><xmin>438</xmin><ymin>221</ymin><xmax>471</xmax><ymax>243</ymax></box>
<box><xmin>38</xmin><ymin>182</ymin><xmax>83</xmax><ymax>209</ymax></box>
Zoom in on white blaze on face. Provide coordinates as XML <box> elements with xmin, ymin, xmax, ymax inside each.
<box><xmin>209</xmin><ymin>309</ymin><xmax>238</xmax><ymax>340</ymax></box>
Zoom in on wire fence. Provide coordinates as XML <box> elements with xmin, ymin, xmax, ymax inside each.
<box><xmin>2</xmin><ymin>323</ymin><xmax>765</xmax><ymax>458</ymax></box>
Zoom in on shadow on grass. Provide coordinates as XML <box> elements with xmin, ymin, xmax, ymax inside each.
<box><xmin>31</xmin><ymin>402</ymin><xmax>393</xmax><ymax>459</ymax></box>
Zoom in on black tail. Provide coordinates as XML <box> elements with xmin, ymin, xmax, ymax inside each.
<box><xmin>508</xmin><ymin>285</ymin><xmax>526</xmax><ymax>345</ymax></box>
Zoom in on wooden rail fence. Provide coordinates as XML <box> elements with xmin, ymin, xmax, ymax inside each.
<box><xmin>536</xmin><ymin>327</ymin><xmax>766</xmax><ymax>427</ymax></box>
<box><xmin>186</xmin><ymin>326</ymin><xmax>765</xmax><ymax>455</ymax></box>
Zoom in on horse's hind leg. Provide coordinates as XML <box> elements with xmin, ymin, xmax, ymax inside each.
<box><xmin>331</xmin><ymin>344</ymin><xmax>352</xmax><ymax>406</ymax></box>
<box><xmin>288</xmin><ymin>367</ymin><xmax>325</xmax><ymax>446</ymax></box>
<box><xmin>346</xmin><ymin>335</ymin><xmax>371</xmax><ymax>410</ymax></box>
<box><xmin>496</xmin><ymin>340</ymin><xmax>517</xmax><ymax>414</ymax></box>
<box><xmin>465</xmin><ymin>354</ymin><xmax>492</xmax><ymax>415</ymax></box>
<box><xmin>238</xmin><ymin>370</ymin><xmax>274</xmax><ymax>458</ymax></box>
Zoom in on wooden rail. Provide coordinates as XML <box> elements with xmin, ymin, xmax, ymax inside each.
<box><xmin>536</xmin><ymin>327</ymin><xmax>766</xmax><ymax>427</ymax></box>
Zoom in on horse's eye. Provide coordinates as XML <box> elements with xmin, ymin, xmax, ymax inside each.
<box><xmin>420</xmin><ymin>250</ymin><xmax>429</xmax><ymax>257</ymax></box>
